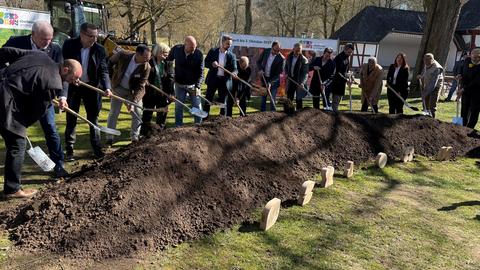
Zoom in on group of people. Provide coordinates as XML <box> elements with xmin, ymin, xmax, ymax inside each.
<box><xmin>1</xmin><ymin>19</ymin><xmax>479</xmax><ymax>199</ymax></box>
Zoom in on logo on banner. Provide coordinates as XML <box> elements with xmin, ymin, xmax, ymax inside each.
<box><xmin>299</xmin><ymin>40</ymin><xmax>313</xmax><ymax>49</ymax></box>
<box><xmin>0</xmin><ymin>11</ymin><xmax>20</xmax><ymax>26</ymax></box>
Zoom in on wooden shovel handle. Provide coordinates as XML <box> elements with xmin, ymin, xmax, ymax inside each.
<box><xmin>52</xmin><ymin>99</ymin><xmax>97</xmax><ymax>129</ymax></box>
<box><xmin>78</xmin><ymin>81</ymin><xmax>143</xmax><ymax>109</ymax></box>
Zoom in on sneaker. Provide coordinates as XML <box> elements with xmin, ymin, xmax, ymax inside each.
<box><xmin>5</xmin><ymin>188</ymin><xmax>38</xmax><ymax>199</ymax></box>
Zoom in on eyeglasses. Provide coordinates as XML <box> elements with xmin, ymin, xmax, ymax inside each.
<box><xmin>81</xmin><ymin>31</ymin><xmax>98</xmax><ymax>39</ymax></box>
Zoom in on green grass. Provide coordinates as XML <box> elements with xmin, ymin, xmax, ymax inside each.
<box><xmin>1</xmin><ymin>85</ymin><xmax>479</xmax><ymax>269</ymax></box>
<box><xmin>149</xmin><ymin>157</ymin><xmax>480</xmax><ymax>270</ymax></box>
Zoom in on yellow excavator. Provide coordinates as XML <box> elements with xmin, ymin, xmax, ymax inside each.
<box><xmin>46</xmin><ymin>0</ymin><xmax>137</xmax><ymax>56</ymax></box>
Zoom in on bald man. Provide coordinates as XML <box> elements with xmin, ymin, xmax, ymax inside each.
<box><xmin>2</xmin><ymin>20</ymin><xmax>68</xmax><ymax>178</ymax></box>
<box><xmin>0</xmin><ymin>47</ymin><xmax>82</xmax><ymax>199</ymax></box>
<box><xmin>166</xmin><ymin>36</ymin><xmax>204</xmax><ymax>126</ymax></box>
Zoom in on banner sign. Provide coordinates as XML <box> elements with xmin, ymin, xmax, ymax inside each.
<box><xmin>0</xmin><ymin>6</ymin><xmax>50</xmax><ymax>30</ymax></box>
<box><xmin>223</xmin><ymin>32</ymin><xmax>339</xmax><ymax>53</ymax></box>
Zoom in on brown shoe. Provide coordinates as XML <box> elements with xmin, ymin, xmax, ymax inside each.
<box><xmin>5</xmin><ymin>188</ymin><xmax>38</xmax><ymax>199</ymax></box>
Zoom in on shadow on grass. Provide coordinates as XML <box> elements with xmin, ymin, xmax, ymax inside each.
<box><xmin>438</xmin><ymin>200</ymin><xmax>480</xmax><ymax>211</ymax></box>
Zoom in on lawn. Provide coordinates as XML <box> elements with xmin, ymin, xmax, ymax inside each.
<box><xmin>1</xmin><ymin>85</ymin><xmax>479</xmax><ymax>269</ymax></box>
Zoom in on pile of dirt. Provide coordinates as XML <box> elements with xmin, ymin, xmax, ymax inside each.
<box><xmin>1</xmin><ymin>109</ymin><xmax>479</xmax><ymax>259</ymax></box>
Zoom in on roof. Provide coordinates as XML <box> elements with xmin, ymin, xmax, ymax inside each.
<box><xmin>457</xmin><ymin>0</ymin><xmax>480</xmax><ymax>31</ymax></box>
<box><xmin>331</xmin><ymin>1</ymin><xmax>480</xmax><ymax>42</ymax></box>
<box><xmin>330</xmin><ymin>6</ymin><xmax>425</xmax><ymax>42</ymax></box>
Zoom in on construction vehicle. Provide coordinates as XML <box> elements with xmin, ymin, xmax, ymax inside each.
<box><xmin>46</xmin><ymin>0</ymin><xmax>137</xmax><ymax>55</ymax></box>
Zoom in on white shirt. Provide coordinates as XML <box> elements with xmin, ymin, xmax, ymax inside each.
<box><xmin>120</xmin><ymin>56</ymin><xmax>139</xmax><ymax>89</ymax></box>
<box><xmin>265</xmin><ymin>53</ymin><xmax>276</xmax><ymax>77</ymax></box>
<box><xmin>291</xmin><ymin>56</ymin><xmax>299</xmax><ymax>76</ymax></box>
<box><xmin>217</xmin><ymin>50</ymin><xmax>226</xmax><ymax>76</ymax></box>
<box><xmin>393</xmin><ymin>66</ymin><xmax>400</xmax><ymax>84</ymax></box>
<box><xmin>80</xmin><ymin>47</ymin><xmax>90</xmax><ymax>82</ymax></box>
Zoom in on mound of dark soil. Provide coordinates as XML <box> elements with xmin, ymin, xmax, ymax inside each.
<box><xmin>1</xmin><ymin>110</ymin><xmax>479</xmax><ymax>259</ymax></box>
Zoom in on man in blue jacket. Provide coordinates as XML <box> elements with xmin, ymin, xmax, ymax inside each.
<box><xmin>166</xmin><ymin>36</ymin><xmax>204</xmax><ymax>126</ymax></box>
<box><xmin>204</xmin><ymin>35</ymin><xmax>237</xmax><ymax>116</ymax></box>
<box><xmin>2</xmin><ymin>21</ymin><xmax>68</xmax><ymax>178</ymax></box>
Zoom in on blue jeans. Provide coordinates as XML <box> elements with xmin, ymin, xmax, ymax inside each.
<box><xmin>446</xmin><ymin>79</ymin><xmax>458</xmax><ymax>100</ymax></box>
<box><xmin>261</xmin><ymin>77</ymin><xmax>280</xmax><ymax>112</ymax></box>
<box><xmin>174</xmin><ymin>83</ymin><xmax>202</xmax><ymax>126</ymax></box>
<box><xmin>39</xmin><ymin>105</ymin><xmax>64</xmax><ymax>170</ymax></box>
<box><xmin>0</xmin><ymin>128</ymin><xmax>26</xmax><ymax>194</ymax></box>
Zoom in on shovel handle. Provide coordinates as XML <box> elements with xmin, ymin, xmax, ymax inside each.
<box><xmin>52</xmin><ymin>99</ymin><xmax>98</xmax><ymax>130</ymax></box>
<box><xmin>78</xmin><ymin>81</ymin><xmax>143</xmax><ymax>110</ymax></box>
<box><xmin>148</xmin><ymin>83</ymin><xmax>190</xmax><ymax>109</ymax></box>
<box><xmin>261</xmin><ymin>74</ymin><xmax>277</xmax><ymax>111</ymax></box>
<box><xmin>217</xmin><ymin>65</ymin><xmax>250</xmax><ymax>87</ymax></box>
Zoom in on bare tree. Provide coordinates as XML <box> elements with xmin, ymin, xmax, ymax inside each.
<box><xmin>244</xmin><ymin>0</ymin><xmax>252</xmax><ymax>34</ymax></box>
<box><xmin>411</xmin><ymin>0</ymin><xmax>465</xmax><ymax>94</ymax></box>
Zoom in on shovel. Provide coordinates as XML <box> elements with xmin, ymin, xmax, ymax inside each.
<box><xmin>338</xmin><ymin>72</ymin><xmax>354</xmax><ymax>112</ymax></box>
<box><xmin>217</xmin><ymin>65</ymin><xmax>268</xmax><ymax>96</ymax></box>
<box><xmin>418</xmin><ymin>79</ymin><xmax>432</xmax><ymax>117</ymax></box>
<box><xmin>198</xmin><ymin>94</ymin><xmax>226</xmax><ymax>109</ymax></box>
<box><xmin>286</xmin><ymin>76</ymin><xmax>318</xmax><ymax>98</ymax></box>
<box><xmin>347</xmin><ymin>71</ymin><xmax>354</xmax><ymax>112</ymax></box>
<box><xmin>26</xmin><ymin>136</ymin><xmax>56</xmax><ymax>172</ymax></box>
<box><xmin>386</xmin><ymin>85</ymin><xmax>419</xmax><ymax>112</ymax></box>
<box><xmin>261</xmin><ymin>74</ymin><xmax>277</xmax><ymax>111</ymax></box>
<box><xmin>52</xmin><ymin>100</ymin><xmax>121</xmax><ymax>136</ymax></box>
<box><xmin>452</xmin><ymin>98</ymin><xmax>463</xmax><ymax>126</ymax></box>
<box><xmin>225</xmin><ymin>86</ymin><xmax>246</xmax><ymax>116</ymax></box>
<box><xmin>147</xmin><ymin>83</ymin><xmax>208</xmax><ymax>118</ymax></box>
<box><xmin>130</xmin><ymin>110</ymin><xmax>143</xmax><ymax>124</ymax></box>
<box><xmin>78</xmin><ymin>81</ymin><xmax>164</xmax><ymax>113</ymax></box>
<box><xmin>315</xmin><ymin>69</ymin><xmax>333</xmax><ymax>111</ymax></box>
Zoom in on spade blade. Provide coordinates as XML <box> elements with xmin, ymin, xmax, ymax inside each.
<box><xmin>190</xmin><ymin>107</ymin><xmax>208</xmax><ymax>118</ymax></box>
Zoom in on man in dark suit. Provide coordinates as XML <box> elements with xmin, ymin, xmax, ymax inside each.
<box><xmin>204</xmin><ymin>35</ymin><xmax>237</xmax><ymax>116</ymax></box>
<box><xmin>107</xmin><ymin>44</ymin><xmax>151</xmax><ymax>143</ymax></box>
<box><xmin>285</xmin><ymin>43</ymin><xmax>309</xmax><ymax>112</ymax></box>
<box><xmin>62</xmin><ymin>22</ymin><xmax>112</xmax><ymax>160</ymax></box>
<box><xmin>331</xmin><ymin>43</ymin><xmax>354</xmax><ymax>112</ymax></box>
<box><xmin>256</xmin><ymin>41</ymin><xmax>285</xmax><ymax>112</ymax></box>
<box><xmin>2</xmin><ymin>21</ymin><xmax>68</xmax><ymax>178</ymax></box>
<box><xmin>0</xmin><ymin>47</ymin><xmax>82</xmax><ymax>199</ymax></box>
<box><xmin>310</xmin><ymin>47</ymin><xmax>336</xmax><ymax>109</ymax></box>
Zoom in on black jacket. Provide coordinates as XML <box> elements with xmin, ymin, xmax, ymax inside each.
<box><xmin>166</xmin><ymin>44</ymin><xmax>204</xmax><ymax>89</ymax></box>
<box><xmin>146</xmin><ymin>57</ymin><xmax>174</xmax><ymax>96</ymax></box>
<box><xmin>2</xmin><ymin>35</ymin><xmax>66</xmax><ymax>97</ymax></box>
<box><xmin>233</xmin><ymin>62</ymin><xmax>252</xmax><ymax>97</ymax></box>
<box><xmin>205</xmin><ymin>47</ymin><xmax>237</xmax><ymax>87</ymax></box>
<box><xmin>309</xmin><ymin>56</ymin><xmax>335</xmax><ymax>92</ymax></box>
<box><xmin>462</xmin><ymin>58</ymin><xmax>480</xmax><ymax>97</ymax></box>
<box><xmin>331</xmin><ymin>51</ymin><xmax>351</xmax><ymax>96</ymax></box>
<box><xmin>256</xmin><ymin>48</ymin><xmax>285</xmax><ymax>80</ymax></box>
<box><xmin>62</xmin><ymin>37</ymin><xmax>111</xmax><ymax>90</ymax></box>
<box><xmin>386</xmin><ymin>64</ymin><xmax>409</xmax><ymax>94</ymax></box>
<box><xmin>0</xmin><ymin>48</ymin><xmax>63</xmax><ymax>137</ymax></box>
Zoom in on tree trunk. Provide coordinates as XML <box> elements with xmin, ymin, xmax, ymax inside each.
<box><xmin>411</xmin><ymin>0</ymin><xmax>464</xmax><ymax>96</ymax></box>
<box><xmin>150</xmin><ymin>18</ymin><xmax>157</xmax><ymax>44</ymax></box>
<box><xmin>244</xmin><ymin>0</ymin><xmax>252</xmax><ymax>34</ymax></box>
